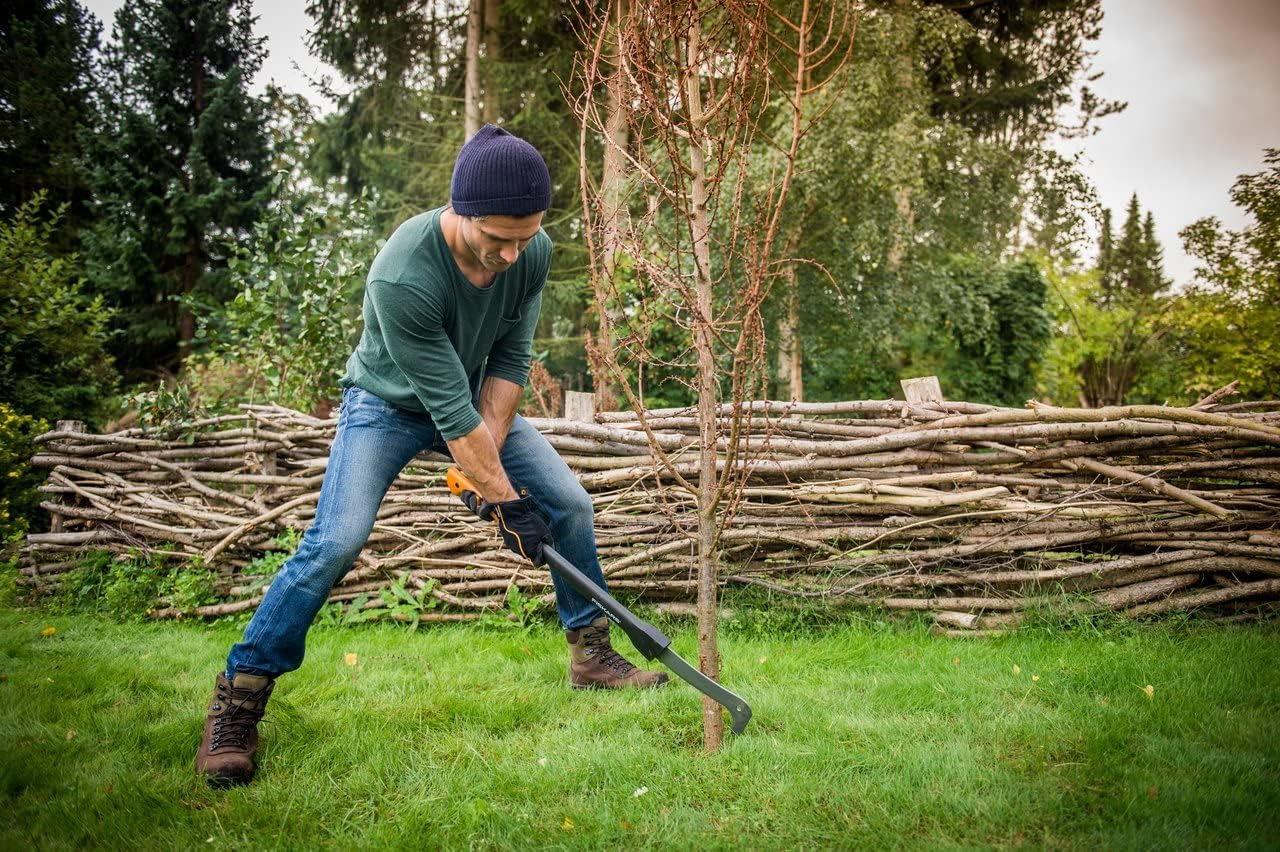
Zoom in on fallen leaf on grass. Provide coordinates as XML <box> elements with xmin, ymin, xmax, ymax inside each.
<box><xmin>1148</xmin><ymin>785</ymin><xmax>1158</xmax><ymax>799</ymax></box>
<box><xmin>562</xmin><ymin>818</ymin><xmax>574</xmax><ymax>831</ymax></box>
<box><xmin>344</xmin><ymin>653</ymin><xmax>359</xmax><ymax>667</ymax></box>
<box><xmin>1142</xmin><ymin>684</ymin><xmax>1154</xmax><ymax>700</ymax></box>
<box><xmin>759</xmin><ymin>656</ymin><xmax>767</xmax><ymax>665</ymax></box>
<box><xmin>633</xmin><ymin>786</ymin><xmax>649</xmax><ymax>798</ymax></box>
<box><xmin>537</xmin><ymin>757</ymin><xmax>548</xmax><ymax>767</ymax></box>
<box><xmin>620</xmin><ymin>820</ymin><xmax>634</xmax><ymax>830</ymax></box>
<box><xmin>41</xmin><ymin>627</ymin><xmax>56</xmax><ymax>638</ymax></box>
<box><xmin>65</xmin><ymin>729</ymin><xmax>76</xmax><ymax>741</ymax></box>
<box><xmin>1032</xmin><ymin>675</ymin><xmax>1040</xmax><ymax>682</ymax></box>
<box><xmin>952</xmin><ymin>656</ymin><xmax>960</xmax><ymax>666</ymax></box>
<box><xmin>1012</xmin><ymin>664</ymin><xmax>1021</xmax><ymax>675</ymax></box>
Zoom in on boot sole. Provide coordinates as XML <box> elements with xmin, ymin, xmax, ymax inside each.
<box><xmin>204</xmin><ymin>769</ymin><xmax>255</xmax><ymax>789</ymax></box>
<box><xmin>570</xmin><ymin>675</ymin><xmax>670</xmax><ymax>690</ymax></box>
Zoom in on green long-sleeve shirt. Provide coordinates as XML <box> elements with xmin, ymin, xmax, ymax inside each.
<box><xmin>340</xmin><ymin>206</ymin><xmax>550</xmax><ymax>439</ymax></box>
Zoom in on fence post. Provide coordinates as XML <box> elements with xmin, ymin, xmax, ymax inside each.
<box><xmin>901</xmin><ymin>376</ymin><xmax>944</xmax><ymax>405</ymax></box>
<box><xmin>564</xmin><ymin>390</ymin><xmax>596</xmax><ymax>423</ymax></box>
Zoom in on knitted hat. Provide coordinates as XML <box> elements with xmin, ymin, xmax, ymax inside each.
<box><xmin>450</xmin><ymin>124</ymin><xmax>552</xmax><ymax>217</ymax></box>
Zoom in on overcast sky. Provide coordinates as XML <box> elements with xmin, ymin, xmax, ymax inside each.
<box><xmin>82</xmin><ymin>0</ymin><xmax>1280</xmax><ymax>284</ymax></box>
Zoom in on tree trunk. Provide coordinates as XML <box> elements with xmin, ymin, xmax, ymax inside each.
<box><xmin>886</xmin><ymin>0</ymin><xmax>915</xmax><ymax>273</ymax></box>
<box><xmin>482</xmin><ymin>0</ymin><xmax>501</xmax><ymax>123</ymax></box>
<box><xmin>592</xmin><ymin>0</ymin><xmax>631</xmax><ymax>411</ymax></box>
<box><xmin>464</xmin><ymin>0</ymin><xmax>483</xmax><ymax>140</ymax></box>
<box><xmin>682</xmin><ymin>13</ymin><xmax>725</xmax><ymax>752</ymax></box>
<box><xmin>776</xmin><ymin>221</ymin><xmax>805</xmax><ymax>401</ymax></box>
<box><xmin>180</xmin><ymin>42</ymin><xmax>207</xmax><ymax>356</ymax></box>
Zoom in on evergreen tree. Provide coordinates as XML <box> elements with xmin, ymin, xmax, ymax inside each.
<box><xmin>1108</xmin><ymin>193</ymin><xmax>1168</xmax><ymax>298</ymax></box>
<box><xmin>88</xmin><ymin>0</ymin><xmax>271</xmax><ymax>379</ymax></box>
<box><xmin>1069</xmin><ymin>194</ymin><xmax>1170</xmax><ymax>405</ymax></box>
<box><xmin>0</xmin><ymin>0</ymin><xmax>101</xmax><ymax>246</ymax></box>
<box><xmin>1097</xmin><ymin>205</ymin><xmax>1114</xmax><ymax>299</ymax></box>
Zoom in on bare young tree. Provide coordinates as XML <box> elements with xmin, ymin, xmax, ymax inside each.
<box><xmin>573</xmin><ymin>0</ymin><xmax>855</xmax><ymax>750</ymax></box>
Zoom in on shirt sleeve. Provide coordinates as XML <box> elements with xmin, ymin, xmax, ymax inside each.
<box><xmin>484</xmin><ymin>285</ymin><xmax>544</xmax><ymax>388</ymax></box>
<box><xmin>365</xmin><ymin>277</ymin><xmax>483</xmax><ymax>440</ymax></box>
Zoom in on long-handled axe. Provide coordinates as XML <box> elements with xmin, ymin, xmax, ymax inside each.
<box><xmin>447</xmin><ymin>467</ymin><xmax>752</xmax><ymax>735</ymax></box>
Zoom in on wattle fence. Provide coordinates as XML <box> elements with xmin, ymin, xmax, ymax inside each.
<box><xmin>20</xmin><ymin>396</ymin><xmax>1280</xmax><ymax>633</ymax></box>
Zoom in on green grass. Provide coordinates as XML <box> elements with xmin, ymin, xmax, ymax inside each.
<box><xmin>1</xmin><ymin>608</ymin><xmax>1277</xmax><ymax>850</ymax></box>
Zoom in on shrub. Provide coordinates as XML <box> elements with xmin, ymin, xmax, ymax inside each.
<box><xmin>183</xmin><ymin>172</ymin><xmax>377</xmax><ymax>415</ymax></box>
<box><xmin>0</xmin><ymin>195</ymin><xmax>117</xmax><ymax>425</ymax></box>
<box><xmin>55</xmin><ymin>550</ymin><xmax>218</xmax><ymax>621</ymax></box>
<box><xmin>0</xmin><ymin>403</ymin><xmax>49</xmax><ymax>539</ymax></box>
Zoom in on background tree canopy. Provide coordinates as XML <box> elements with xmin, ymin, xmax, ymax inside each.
<box><xmin>0</xmin><ymin>0</ymin><xmax>1276</xmax><ymax>440</ymax></box>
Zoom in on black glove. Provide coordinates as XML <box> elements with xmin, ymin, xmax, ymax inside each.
<box><xmin>462</xmin><ymin>493</ymin><xmax>552</xmax><ymax>565</ymax></box>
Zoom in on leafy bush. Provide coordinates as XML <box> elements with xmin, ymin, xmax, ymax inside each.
<box><xmin>0</xmin><ymin>403</ymin><xmax>49</xmax><ymax>539</ymax></box>
<box><xmin>55</xmin><ymin>550</ymin><xmax>217</xmax><ymax>621</ymax></box>
<box><xmin>0</xmin><ymin>195</ymin><xmax>117</xmax><ymax>425</ymax></box>
<box><xmin>183</xmin><ymin>172</ymin><xmax>377</xmax><ymax>415</ymax></box>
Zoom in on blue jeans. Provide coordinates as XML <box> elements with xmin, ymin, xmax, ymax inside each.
<box><xmin>226</xmin><ymin>386</ymin><xmax>608</xmax><ymax>678</ymax></box>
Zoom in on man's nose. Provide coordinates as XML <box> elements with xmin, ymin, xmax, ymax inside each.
<box><xmin>499</xmin><ymin>242</ymin><xmax>519</xmax><ymax>263</ymax></box>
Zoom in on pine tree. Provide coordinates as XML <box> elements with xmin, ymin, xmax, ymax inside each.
<box><xmin>0</xmin><ymin>0</ymin><xmax>101</xmax><ymax>246</ymax></box>
<box><xmin>1077</xmin><ymin>193</ymin><xmax>1170</xmax><ymax>405</ymax></box>
<box><xmin>1108</xmin><ymin>194</ymin><xmax>1167</xmax><ymax>298</ymax></box>
<box><xmin>88</xmin><ymin>0</ymin><xmax>270</xmax><ymax>378</ymax></box>
<box><xmin>1097</xmin><ymin>206</ymin><xmax>1115</xmax><ymax>301</ymax></box>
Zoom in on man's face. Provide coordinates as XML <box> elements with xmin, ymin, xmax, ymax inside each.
<box><xmin>459</xmin><ymin>212</ymin><xmax>544</xmax><ymax>274</ymax></box>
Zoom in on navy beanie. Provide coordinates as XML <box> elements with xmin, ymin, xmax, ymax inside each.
<box><xmin>450</xmin><ymin>124</ymin><xmax>552</xmax><ymax>217</ymax></box>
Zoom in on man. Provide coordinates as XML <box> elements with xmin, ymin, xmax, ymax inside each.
<box><xmin>196</xmin><ymin>125</ymin><xmax>667</xmax><ymax>788</ymax></box>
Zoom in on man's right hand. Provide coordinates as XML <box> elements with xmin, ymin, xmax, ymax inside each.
<box><xmin>469</xmin><ymin>494</ymin><xmax>552</xmax><ymax>565</ymax></box>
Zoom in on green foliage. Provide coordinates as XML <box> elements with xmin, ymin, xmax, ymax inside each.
<box><xmin>0</xmin><ymin>0</ymin><xmax>101</xmax><ymax>245</ymax></box>
<box><xmin>0</xmin><ymin>550</ymin><xmax>17</xmax><ymax>608</ymax></box>
<box><xmin>55</xmin><ymin>549</ymin><xmax>216</xmax><ymax>621</ymax></box>
<box><xmin>772</xmin><ymin>1</ymin><xmax>1102</xmax><ymax>402</ymax></box>
<box><xmin>500</xmin><ymin>581</ymin><xmax>543</xmax><ymax>628</ymax></box>
<box><xmin>87</xmin><ymin>0</ymin><xmax>272</xmax><ymax>378</ymax></box>
<box><xmin>183</xmin><ymin>172</ymin><xmax>376</xmax><ymax>414</ymax></box>
<box><xmin>0</xmin><ymin>404</ymin><xmax>49</xmax><ymax>542</ymax></box>
<box><xmin>906</xmin><ymin>257</ymin><xmax>1050</xmax><ymax>405</ymax></box>
<box><xmin>922</xmin><ymin>0</ymin><xmax>1123</xmax><ymax>142</ymax></box>
<box><xmin>1039</xmin><ymin>196</ymin><xmax>1172</xmax><ymax>406</ymax></box>
<box><xmin>0</xmin><ymin>196</ymin><xmax>117</xmax><ymax>425</ymax></box>
<box><xmin>378</xmin><ymin>574</ymin><xmax>439</xmax><ymax>630</ymax></box>
<box><xmin>1162</xmin><ymin>149</ymin><xmax>1280</xmax><ymax>401</ymax></box>
<box><xmin>243</xmin><ymin>528</ymin><xmax>301</xmax><ymax>576</ymax></box>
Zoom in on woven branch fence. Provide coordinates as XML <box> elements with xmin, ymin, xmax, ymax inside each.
<box><xmin>19</xmin><ymin>396</ymin><xmax>1280</xmax><ymax>634</ymax></box>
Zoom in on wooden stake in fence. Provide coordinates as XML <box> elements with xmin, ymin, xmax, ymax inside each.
<box><xmin>564</xmin><ymin>391</ymin><xmax>596</xmax><ymax>423</ymax></box>
<box><xmin>901</xmin><ymin>376</ymin><xmax>944</xmax><ymax>405</ymax></box>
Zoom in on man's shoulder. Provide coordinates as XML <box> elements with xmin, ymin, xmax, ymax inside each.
<box><xmin>531</xmin><ymin>227</ymin><xmax>552</xmax><ymax>256</ymax></box>
<box><xmin>523</xmin><ymin>228</ymin><xmax>553</xmax><ymax>275</ymax></box>
<box><xmin>369</xmin><ymin>207</ymin><xmax>450</xmax><ymax>287</ymax></box>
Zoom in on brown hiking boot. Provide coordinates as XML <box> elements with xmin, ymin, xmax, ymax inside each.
<box><xmin>566</xmin><ymin>617</ymin><xmax>669</xmax><ymax>690</ymax></box>
<box><xmin>195</xmin><ymin>672</ymin><xmax>274</xmax><ymax>788</ymax></box>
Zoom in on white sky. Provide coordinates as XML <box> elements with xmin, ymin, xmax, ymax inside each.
<box><xmin>1066</xmin><ymin>0</ymin><xmax>1280</xmax><ymax>283</ymax></box>
<box><xmin>82</xmin><ymin>0</ymin><xmax>1280</xmax><ymax>284</ymax></box>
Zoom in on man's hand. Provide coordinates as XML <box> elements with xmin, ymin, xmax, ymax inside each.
<box><xmin>447</xmin><ymin>466</ymin><xmax>551</xmax><ymax>564</ymax></box>
<box><xmin>458</xmin><ymin>491</ymin><xmax>551</xmax><ymax>565</ymax></box>
<box><xmin>487</xmin><ymin>495</ymin><xmax>552</xmax><ymax>565</ymax></box>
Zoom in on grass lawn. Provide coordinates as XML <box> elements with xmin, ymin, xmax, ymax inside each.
<box><xmin>1</xmin><ymin>606</ymin><xmax>1277</xmax><ymax>849</ymax></box>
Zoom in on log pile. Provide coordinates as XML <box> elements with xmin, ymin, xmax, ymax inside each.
<box><xmin>19</xmin><ymin>397</ymin><xmax>1280</xmax><ymax>633</ymax></box>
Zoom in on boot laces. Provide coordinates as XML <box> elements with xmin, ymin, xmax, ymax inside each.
<box><xmin>210</xmin><ymin>684</ymin><xmax>269</xmax><ymax>751</ymax></box>
<box><xmin>583</xmin><ymin>626</ymin><xmax>637</xmax><ymax>676</ymax></box>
